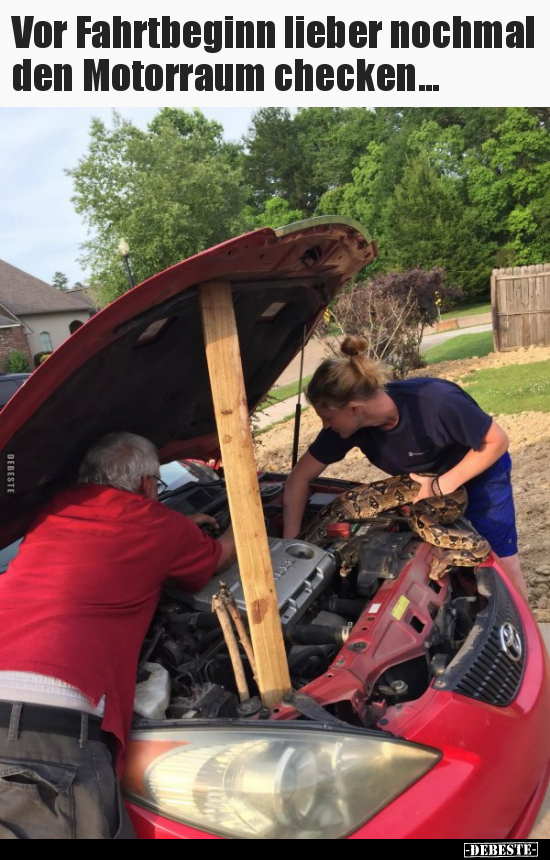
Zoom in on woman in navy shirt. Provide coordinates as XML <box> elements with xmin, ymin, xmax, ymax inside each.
<box><xmin>283</xmin><ymin>335</ymin><xmax>527</xmax><ymax>598</ymax></box>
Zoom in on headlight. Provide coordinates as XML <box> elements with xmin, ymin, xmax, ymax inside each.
<box><xmin>123</xmin><ymin>726</ymin><xmax>440</xmax><ymax>839</ymax></box>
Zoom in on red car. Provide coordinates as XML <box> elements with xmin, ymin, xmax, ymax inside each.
<box><xmin>1</xmin><ymin>218</ymin><xmax>548</xmax><ymax>839</ymax></box>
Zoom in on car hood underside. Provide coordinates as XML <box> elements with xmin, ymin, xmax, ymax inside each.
<box><xmin>0</xmin><ymin>218</ymin><xmax>376</xmax><ymax>547</ymax></box>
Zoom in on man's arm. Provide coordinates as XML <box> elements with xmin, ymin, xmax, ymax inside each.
<box><xmin>167</xmin><ymin>515</ymin><xmax>235</xmax><ymax>590</ymax></box>
<box><xmin>188</xmin><ymin>515</ymin><xmax>235</xmax><ymax>573</ymax></box>
<box><xmin>215</xmin><ymin>525</ymin><xmax>236</xmax><ymax>573</ymax></box>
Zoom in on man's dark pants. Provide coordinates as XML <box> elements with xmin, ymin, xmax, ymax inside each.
<box><xmin>0</xmin><ymin>703</ymin><xmax>136</xmax><ymax>839</ymax></box>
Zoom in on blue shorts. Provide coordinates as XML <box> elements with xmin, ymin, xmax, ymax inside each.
<box><xmin>464</xmin><ymin>453</ymin><xmax>518</xmax><ymax>558</ymax></box>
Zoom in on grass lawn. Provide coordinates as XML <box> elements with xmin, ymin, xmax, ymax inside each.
<box><xmin>440</xmin><ymin>302</ymin><xmax>491</xmax><ymax>320</ymax></box>
<box><xmin>256</xmin><ymin>411</ymin><xmax>303</xmax><ymax>435</ymax></box>
<box><xmin>461</xmin><ymin>360</ymin><xmax>550</xmax><ymax>414</ymax></box>
<box><xmin>256</xmin><ymin>362</ymin><xmax>550</xmax><ymax>430</ymax></box>
<box><xmin>424</xmin><ymin>331</ymin><xmax>494</xmax><ymax>364</ymax></box>
<box><xmin>257</xmin><ymin>374</ymin><xmax>313</xmax><ymax>412</ymax></box>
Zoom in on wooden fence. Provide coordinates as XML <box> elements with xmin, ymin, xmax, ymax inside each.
<box><xmin>491</xmin><ymin>264</ymin><xmax>550</xmax><ymax>351</ymax></box>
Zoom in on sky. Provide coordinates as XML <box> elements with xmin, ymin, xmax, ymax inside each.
<box><xmin>0</xmin><ymin>107</ymin><xmax>256</xmax><ymax>287</ymax></box>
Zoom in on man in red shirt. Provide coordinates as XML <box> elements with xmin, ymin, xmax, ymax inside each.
<box><xmin>0</xmin><ymin>432</ymin><xmax>235</xmax><ymax>839</ymax></box>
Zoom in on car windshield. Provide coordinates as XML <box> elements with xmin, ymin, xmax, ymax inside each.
<box><xmin>0</xmin><ymin>539</ymin><xmax>22</xmax><ymax>573</ymax></box>
<box><xmin>159</xmin><ymin>461</ymin><xmax>199</xmax><ymax>494</ymax></box>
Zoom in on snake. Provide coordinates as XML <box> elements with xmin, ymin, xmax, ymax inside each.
<box><xmin>301</xmin><ymin>475</ymin><xmax>491</xmax><ymax>580</ymax></box>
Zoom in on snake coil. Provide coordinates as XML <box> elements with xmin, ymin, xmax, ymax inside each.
<box><xmin>301</xmin><ymin>475</ymin><xmax>491</xmax><ymax>580</ymax></box>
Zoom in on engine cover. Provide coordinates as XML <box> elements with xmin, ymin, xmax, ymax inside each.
<box><xmin>175</xmin><ymin>538</ymin><xmax>337</xmax><ymax>625</ymax></box>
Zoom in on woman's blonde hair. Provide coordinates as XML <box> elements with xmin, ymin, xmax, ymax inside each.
<box><xmin>306</xmin><ymin>336</ymin><xmax>393</xmax><ymax>409</ymax></box>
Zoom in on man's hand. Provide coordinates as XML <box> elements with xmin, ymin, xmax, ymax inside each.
<box><xmin>188</xmin><ymin>513</ymin><xmax>219</xmax><ymax>529</ymax></box>
<box><xmin>409</xmin><ymin>473</ymin><xmax>436</xmax><ymax>502</ymax></box>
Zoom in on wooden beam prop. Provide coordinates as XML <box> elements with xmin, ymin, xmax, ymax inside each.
<box><xmin>199</xmin><ymin>281</ymin><xmax>291</xmax><ymax>707</ymax></box>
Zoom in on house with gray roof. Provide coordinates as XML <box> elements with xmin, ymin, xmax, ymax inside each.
<box><xmin>0</xmin><ymin>260</ymin><xmax>93</xmax><ymax>369</ymax></box>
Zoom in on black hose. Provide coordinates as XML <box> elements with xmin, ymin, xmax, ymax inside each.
<box><xmin>288</xmin><ymin>646</ymin><xmax>330</xmax><ymax>673</ymax></box>
<box><xmin>322</xmin><ymin>597</ymin><xmax>366</xmax><ymax>621</ymax></box>
<box><xmin>190</xmin><ymin>612</ymin><xmax>221</xmax><ymax>631</ymax></box>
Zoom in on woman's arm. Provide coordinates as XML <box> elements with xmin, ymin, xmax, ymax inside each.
<box><xmin>411</xmin><ymin>419</ymin><xmax>509</xmax><ymax>500</ymax></box>
<box><xmin>283</xmin><ymin>451</ymin><xmax>327</xmax><ymax>538</ymax></box>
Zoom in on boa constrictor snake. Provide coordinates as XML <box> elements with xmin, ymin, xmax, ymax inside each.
<box><xmin>301</xmin><ymin>474</ymin><xmax>491</xmax><ymax>581</ymax></box>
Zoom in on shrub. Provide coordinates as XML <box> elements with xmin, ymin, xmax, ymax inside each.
<box><xmin>317</xmin><ymin>269</ymin><xmax>463</xmax><ymax>378</ymax></box>
<box><xmin>4</xmin><ymin>350</ymin><xmax>31</xmax><ymax>373</ymax></box>
<box><xmin>33</xmin><ymin>351</ymin><xmax>52</xmax><ymax>368</ymax></box>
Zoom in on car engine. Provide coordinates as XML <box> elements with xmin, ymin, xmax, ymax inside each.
<box><xmin>136</xmin><ymin>469</ymin><xmax>497</xmax><ymax>729</ymax></box>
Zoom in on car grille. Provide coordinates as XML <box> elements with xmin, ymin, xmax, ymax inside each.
<box><xmin>436</xmin><ymin>568</ymin><xmax>526</xmax><ymax>706</ymax></box>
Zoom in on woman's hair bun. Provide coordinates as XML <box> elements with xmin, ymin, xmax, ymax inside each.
<box><xmin>340</xmin><ymin>335</ymin><xmax>368</xmax><ymax>358</ymax></box>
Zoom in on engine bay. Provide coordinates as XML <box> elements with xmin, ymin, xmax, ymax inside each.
<box><xmin>136</xmin><ymin>466</ymin><xmax>493</xmax><ymax>729</ymax></box>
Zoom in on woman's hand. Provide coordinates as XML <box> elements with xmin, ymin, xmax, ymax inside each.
<box><xmin>283</xmin><ymin>451</ymin><xmax>327</xmax><ymax>538</ymax></box>
<box><xmin>409</xmin><ymin>473</ymin><xmax>437</xmax><ymax>502</ymax></box>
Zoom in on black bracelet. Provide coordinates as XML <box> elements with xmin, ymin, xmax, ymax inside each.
<box><xmin>430</xmin><ymin>476</ymin><xmax>442</xmax><ymax>497</ymax></box>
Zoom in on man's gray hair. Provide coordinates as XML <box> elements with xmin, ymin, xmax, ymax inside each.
<box><xmin>78</xmin><ymin>432</ymin><xmax>159</xmax><ymax>493</ymax></box>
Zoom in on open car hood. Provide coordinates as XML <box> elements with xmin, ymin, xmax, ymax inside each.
<box><xmin>0</xmin><ymin>217</ymin><xmax>376</xmax><ymax>547</ymax></box>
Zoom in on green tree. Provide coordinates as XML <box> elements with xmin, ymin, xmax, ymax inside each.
<box><xmin>293</xmin><ymin>107</ymin><xmax>375</xmax><ymax>207</ymax></box>
<box><xmin>148</xmin><ymin>107</ymin><xmax>242</xmax><ymax>166</ymax></box>
<box><xmin>384</xmin><ymin>154</ymin><xmax>494</xmax><ymax>297</ymax></box>
<box><xmin>317</xmin><ymin>141</ymin><xmax>387</xmax><ymax>241</ymax></box>
<box><xmin>68</xmin><ymin>111</ymin><xmax>248</xmax><ymax>306</ymax></box>
<box><xmin>316</xmin><ymin>110</ymin><xmax>421</xmax><ymax>243</ymax></box>
<box><xmin>398</xmin><ymin>108</ymin><xmax>507</xmax><ymax>152</ymax></box>
<box><xmin>244</xmin><ymin>197</ymin><xmax>304</xmax><ymax>230</ymax></box>
<box><xmin>243</xmin><ymin>108</ymin><xmax>306</xmax><ymax>212</ymax></box>
<box><xmin>466</xmin><ymin>107</ymin><xmax>550</xmax><ymax>264</ymax></box>
<box><xmin>406</xmin><ymin>121</ymin><xmax>467</xmax><ymax>179</ymax></box>
<box><xmin>148</xmin><ymin>107</ymin><xmax>224</xmax><ymax>148</ymax></box>
<box><xmin>52</xmin><ymin>271</ymin><xmax>69</xmax><ymax>290</ymax></box>
<box><xmin>529</xmin><ymin>189</ymin><xmax>550</xmax><ymax>261</ymax></box>
<box><xmin>244</xmin><ymin>107</ymin><xmax>376</xmax><ymax>215</ymax></box>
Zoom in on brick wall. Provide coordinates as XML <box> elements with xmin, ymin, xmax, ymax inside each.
<box><xmin>0</xmin><ymin>326</ymin><xmax>33</xmax><ymax>370</ymax></box>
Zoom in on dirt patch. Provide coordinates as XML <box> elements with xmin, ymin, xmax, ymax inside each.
<box><xmin>255</xmin><ymin>345</ymin><xmax>550</xmax><ymax>620</ymax></box>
